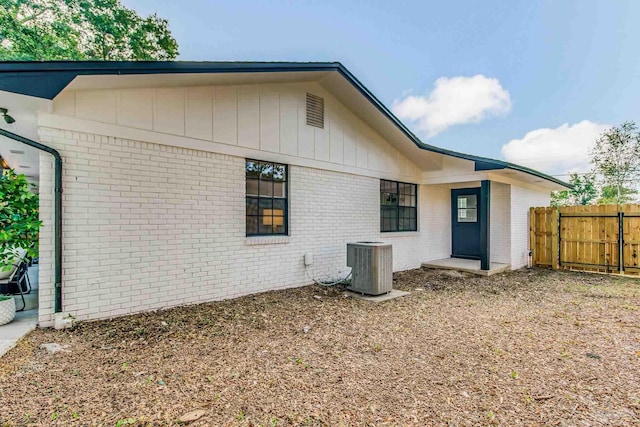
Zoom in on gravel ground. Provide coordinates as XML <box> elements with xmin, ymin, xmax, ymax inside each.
<box><xmin>1</xmin><ymin>268</ymin><xmax>639</xmax><ymax>426</ymax></box>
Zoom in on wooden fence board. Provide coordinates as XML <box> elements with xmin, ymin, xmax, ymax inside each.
<box><xmin>530</xmin><ymin>204</ymin><xmax>640</xmax><ymax>276</ymax></box>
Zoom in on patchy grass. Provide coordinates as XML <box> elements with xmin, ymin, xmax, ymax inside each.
<box><xmin>1</xmin><ymin>268</ymin><xmax>639</xmax><ymax>426</ymax></box>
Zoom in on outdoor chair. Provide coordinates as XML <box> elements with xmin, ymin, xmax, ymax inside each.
<box><xmin>0</xmin><ymin>251</ymin><xmax>31</xmax><ymax>312</ymax></box>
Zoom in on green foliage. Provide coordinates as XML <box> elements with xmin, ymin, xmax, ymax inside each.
<box><xmin>0</xmin><ymin>169</ymin><xmax>41</xmax><ymax>270</ymax></box>
<box><xmin>598</xmin><ymin>184</ymin><xmax>638</xmax><ymax>205</ymax></box>
<box><xmin>550</xmin><ymin>191</ymin><xmax>568</xmax><ymax>207</ymax></box>
<box><xmin>590</xmin><ymin>121</ymin><xmax>640</xmax><ymax>205</ymax></box>
<box><xmin>550</xmin><ymin>173</ymin><xmax>598</xmax><ymax>206</ymax></box>
<box><xmin>0</xmin><ymin>0</ymin><xmax>179</xmax><ymax>60</ymax></box>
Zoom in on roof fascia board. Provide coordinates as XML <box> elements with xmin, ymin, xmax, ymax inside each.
<box><xmin>333</xmin><ymin>65</ymin><xmax>570</xmax><ymax>189</ymax></box>
<box><xmin>0</xmin><ymin>61</ymin><xmax>342</xmax><ymax>99</ymax></box>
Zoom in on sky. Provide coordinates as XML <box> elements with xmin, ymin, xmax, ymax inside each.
<box><xmin>122</xmin><ymin>0</ymin><xmax>640</xmax><ymax>178</ymax></box>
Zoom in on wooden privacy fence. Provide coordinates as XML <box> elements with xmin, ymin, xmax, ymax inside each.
<box><xmin>529</xmin><ymin>204</ymin><xmax>640</xmax><ymax>275</ymax></box>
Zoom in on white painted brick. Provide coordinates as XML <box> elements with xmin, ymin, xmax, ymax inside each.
<box><xmin>491</xmin><ymin>182</ymin><xmax>511</xmax><ymax>265</ymax></box>
<box><xmin>510</xmin><ymin>186</ymin><xmax>550</xmax><ymax>269</ymax></box>
<box><xmin>37</xmin><ymin>127</ymin><xmax>551</xmax><ymax>323</ymax></box>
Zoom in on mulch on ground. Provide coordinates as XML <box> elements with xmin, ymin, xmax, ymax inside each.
<box><xmin>1</xmin><ymin>268</ymin><xmax>639</xmax><ymax>426</ymax></box>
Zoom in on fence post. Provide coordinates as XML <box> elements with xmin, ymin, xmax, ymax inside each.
<box><xmin>619</xmin><ymin>211</ymin><xmax>624</xmax><ymax>275</ymax></box>
<box><xmin>529</xmin><ymin>207</ymin><xmax>535</xmax><ymax>266</ymax></box>
<box><xmin>551</xmin><ymin>208</ymin><xmax>560</xmax><ymax>270</ymax></box>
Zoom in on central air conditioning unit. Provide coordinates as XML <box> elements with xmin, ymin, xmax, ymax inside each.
<box><xmin>346</xmin><ymin>242</ymin><xmax>393</xmax><ymax>295</ymax></box>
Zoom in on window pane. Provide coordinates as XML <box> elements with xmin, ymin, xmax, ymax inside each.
<box><xmin>246</xmin><ymin>160</ymin><xmax>261</xmax><ymax>178</ymax></box>
<box><xmin>246</xmin><ymin>160</ymin><xmax>288</xmax><ymax>236</ymax></box>
<box><xmin>273</xmin><ymin>164</ymin><xmax>286</xmax><ymax>181</ymax></box>
<box><xmin>458</xmin><ymin>208</ymin><xmax>477</xmax><ymax>222</ymax></box>
<box><xmin>397</xmin><ymin>207</ymin><xmax>417</xmax><ymax>231</ymax></box>
<box><xmin>381</xmin><ymin>192</ymin><xmax>398</xmax><ymax>206</ymax></box>
<box><xmin>273</xmin><ymin>181</ymin><xmax>285</xmax><ymax>198</ymax></box>
<box><xmin>246</xmin><ymin>216</ymin><xmax>259</xmax><ymax>235</ymax></box>
<box><xmin>380</xmin><ymin>180</ymin><xmax>417</xmax><ymax>232</ymax></box>
<box><xmin>259</xmin><ymin>180</ymin><xmax>273</xmax><ymax>197</ymax></box>
<box><xmin>263</xmin><ymin>208</ymin><xmax>284</xmax><ymax>220</ymax></box>
<box><xmin>259</xmin><ymin>198</ymin><xmax>273</xmax><ymax>211</ymax></box>
<box><xmin>273</xmin><ymin>219</ymin><xmax>285</xmax><ymax>234</ymax></box>
<box><xmin>246</xmin><ymin>198</ymin><xmax>258</xmax><ymax>215</ymax></box>
<box><xmin>246</xmin><ymin>179</ymin><xmax>259</xmax><ymax>196</ymax></box>
<box><xmin>259</xmin><ymin>221</ymin><xmax>273</xmax><ymax>234</ymax></box>
<box><xmin>458</xmin><ymin>195</ymin><xmax>477</xmax><ymax>209</ymax></box>
<box><xmin>382</xmin><ymin>206</ymin><xmax>397</xmax><ymax>227</ymax></box>
<box><xmin>273</xmin><ymin>199</ymin><xmax>286</xmax><ymax>212</ymax></box>
<box><xmin>381</xmin><ymin>180</ymin><xmax>396</xmax><ymax>192</ymax></box>
<box><xmin>260</xmin><ymin>163</ymin><xmax>274</xmax><ymax>180</ymax></box>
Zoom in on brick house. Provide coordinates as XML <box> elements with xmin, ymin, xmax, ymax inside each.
<box><xmin>0</xmin><ymin>62</ymin><xmax>568</xmax><ymax>327</ymax></box>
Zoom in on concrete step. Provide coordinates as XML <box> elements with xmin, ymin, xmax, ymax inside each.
<box><xmin>14</xmin><ymin>292</ymin><xmax>38</xmax><ymax>311</ymax></box>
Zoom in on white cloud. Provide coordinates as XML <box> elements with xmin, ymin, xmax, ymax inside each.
<box><xmin>501</xmin><ymin>120</ymin><xmax>611</xmax><ymax>176</ymax></box>
<box><xmin>392</xmin><ymin>75</ymin><xmax>512</xmax><ymax>138</ymax></box>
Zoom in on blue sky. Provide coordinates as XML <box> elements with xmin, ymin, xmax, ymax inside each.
<box><xmin>122</xmin><ymin>0</ymin><xmax>639</xmax><ymax>176</ymax></box>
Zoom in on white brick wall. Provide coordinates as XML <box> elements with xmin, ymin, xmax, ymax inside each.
<box><xmin>38</xmin><ymin>152</ymin><xmax>56</xmax><ymax>327</ymax></box>
<box><xmin>510</xmin><ymin>186</ymin><xmax>550</xmax><ymax>269</ymax></box>
<box><xmin>35</xmin><ymin>127</ymin><xmax>553</xmax><ymax>323</ymax></box>
<box><xmin>37</xmin><ymin>128</ymin><xmax>430</xmax><ymax>322</ymax></box>
<box><xmin>421</xmin><ymin>185</ymin><xmax>451</xmax><ymax>261</ymax></box>
<box><xmin>490</xmin><ymin>182</ymin><xmax>511</xmax><ymax>265</ymax></box>
<box><xmin>380</xmin><ymin>185</ymin><xmax>452</xmax><ymax>272</ymax></box>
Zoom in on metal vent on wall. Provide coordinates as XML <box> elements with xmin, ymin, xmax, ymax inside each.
<box><xmin>306</xmin><ymin>93</ymin><xmax>324</xmax><ymax>128</ymax></box>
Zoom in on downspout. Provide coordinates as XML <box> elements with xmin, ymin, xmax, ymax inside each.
<box><xmin>0</xmin><ymin>128</ymin><xmax>63</xmax><ymax>313</ymax></box>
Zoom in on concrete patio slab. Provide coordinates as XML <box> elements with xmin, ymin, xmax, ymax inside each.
<box><xmin>0</xmin><ymin>308</ymin><xmax>37</xmax><ymax>357</ymax></box>
<box><xmin>423</xmin><ymin>258</ymin><xmax>510</xmax><ymax>276</ymax></box>
<box><xmin>346</xmin><ymin>289</ymin><xmax>410</xmax><ymax>302</ymax></box>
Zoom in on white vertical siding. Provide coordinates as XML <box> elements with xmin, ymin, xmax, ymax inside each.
<box><xmin>117</xmin><ymin>89</ymin><xmax>154</xmax><ymax>130</ymax></box>
<box><xmin>185</xmin><ymin>87</ymin><xmax>213</xmax><ymax>141</ymax></box>
<box><xmin>213</xmin><ymin>86</ymin><xmax>238</xmax><ymax>144</ymax></box>
<box><xmin>279</xmin><ymin>91</ymin><xmax>298</xmax><ymax>156</ymax></box>
<box><xmin>155</xmin><ymin>88</ymin><xmax>185</xmax><ymax>136</ymax></box>
<box><xmin>259</xmin><ymin>87</ymin><xmax>280</xmax><ymax>153</ymax></box>
<box><xmin>52</xmin><ymin>81</ymin><xmax>421</xmax><ymax>182</ymax></box>
<box><xmin>75</xmin><ymin>90</ymin><xmax>117</xmax><ymax>123</ymax></box>
<box><xmin>237</xmin><ymin>85</ymin><xmax>260</xmax><ymax>149</ymax></box>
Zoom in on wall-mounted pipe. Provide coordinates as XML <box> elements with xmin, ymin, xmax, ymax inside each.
<box><xmin>0</xmin><ymin>128</ymin><xmax>62</xmax><ymax>312</ymax></box>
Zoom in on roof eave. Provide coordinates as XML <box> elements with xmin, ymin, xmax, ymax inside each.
<box><xmin>0</xmin><ymin>60</ymin><xmax>570</xmax><ymax>189</ymax></box>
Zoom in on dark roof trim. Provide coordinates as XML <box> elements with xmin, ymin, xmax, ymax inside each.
<box><xmin>333</xmin><ymin>65</ymin><xmax>570</xmax><ymax>188</ymax></box>
<box><xmin>0</xmin><ymin>61</ymin><xmax>342</xmax><ymax>99</ymax></box>
<box><xmin>0</xmin><ymin>60</ymin><xmax>569</xmax><ymax>188</ymax></box>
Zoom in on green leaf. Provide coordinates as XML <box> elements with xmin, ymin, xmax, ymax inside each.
<box><xmin>0</xmin><ymin>170</ymin><xmax>41</xmax><ymax>269</ymax></box>
<box><xmin>0</xmin><ymin>0</ymin><xmax>178</xmax><ymax>60</ymax></box>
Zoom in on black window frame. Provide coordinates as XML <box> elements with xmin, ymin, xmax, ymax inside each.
<box><xmin>380</xmin><ymin>179</ymin><xmax>418</xmax><ymax>232</ymax></box>
<box><xmin>246</xmin><ymin>159</ymin><xmax>289</xmax><ymax>237</ymax></box>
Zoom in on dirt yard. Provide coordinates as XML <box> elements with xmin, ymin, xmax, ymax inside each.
<box><xmin>1</xmin><ymin>268</ymin><xmax>639</xmax><ymax>426</ymax></box>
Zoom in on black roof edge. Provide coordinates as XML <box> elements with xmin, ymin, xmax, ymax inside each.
<box><xmin>333</xmin><ymin>64</ymin><xmax>570</xmax><ymax>189</ymax></box>
<box><xmin>0</xmin><ymin>60</ymin><xmax>570</xmax><ymax>188</ymax></box>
